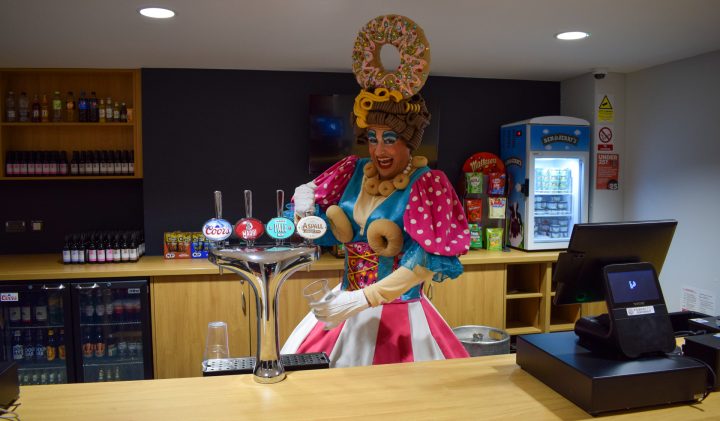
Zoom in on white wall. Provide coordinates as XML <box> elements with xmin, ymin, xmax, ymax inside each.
<box><xmin>561</xmin><ymin>73</ymin><xmax>625</xmax><ymax>222</ymax></box>
<box><xmin>625</xmin><ymin>50</ymin><xmax>720</xmax><ymax>312</ymax></box>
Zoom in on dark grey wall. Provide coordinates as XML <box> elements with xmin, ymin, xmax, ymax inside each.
<box><xmin>142</xmin><ymin>69</ymin><xmax>559</xmax><ymax>255</ymax></box>
<box><xmin>0</xmin><ymin>180</ymin><xmax>144</xmax><ymax>254</ymax></box>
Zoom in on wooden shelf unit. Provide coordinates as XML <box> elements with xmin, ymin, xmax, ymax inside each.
<box><xmin>0</xmin><ymin>68</ymin><xmax>142</xmax><ymax>179</ymax></box>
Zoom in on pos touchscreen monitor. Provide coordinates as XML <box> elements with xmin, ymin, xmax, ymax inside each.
<box><xmin>552</xmin><ymin>219</ymin><xmax>678</xmax><ymax>358</ymax></box>
<box><xmin>553</xmin><ymin>220</ymin><xmax>677</xmax><ymax>306</ymax></box>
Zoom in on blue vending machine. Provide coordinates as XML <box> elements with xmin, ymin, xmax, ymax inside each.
<box><xmin>501</xmin><ymin>116</ymin><xmax>590</xmax><ymax>250</ymax></box>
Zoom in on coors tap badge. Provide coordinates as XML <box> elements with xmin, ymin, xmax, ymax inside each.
<box><xmin>202</xmin><ymin>191</ymin><xmax>233</xmax><ymax>242</ymax></box>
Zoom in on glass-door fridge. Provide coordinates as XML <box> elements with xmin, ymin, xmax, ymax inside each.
<box><xmin>0</xmin><ymin>278</ymin><xmax>152</xmax><ymax>385</ymax></box>
<box><xmin>501</xmin><ymin>116</ymin><xmax>590</xmax><ymax>250</ymax></box>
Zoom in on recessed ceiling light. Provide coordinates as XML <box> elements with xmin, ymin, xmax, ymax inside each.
<box><xmin>139</xmin><ymin>7</ymin><xmax>176</xmax><ymax>19</ymax></box>
<box><xmin>555</xmin><ymin>31</ymin><xmax>590</xmax><ymax>40</ymax></box>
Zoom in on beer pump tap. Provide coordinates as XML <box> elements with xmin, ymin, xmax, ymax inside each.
<box><xmin>266</xmin><ymin>190</ymin><xmax>295</xmax><ymax>246</ymax></box>
<box><xmin>234</xmin><ymin>190</ymin><xmax>264</xmax><ymax>246</ymax></box>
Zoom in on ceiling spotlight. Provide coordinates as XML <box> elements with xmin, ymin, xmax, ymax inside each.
<box><xmin>139</xmin><ymin>7</ymin><xmax>176</xmax><ymax>19</ymax></box>
<box><xmin>555</xmin><ymin>31</ymin><xmax>590</xmax><ymax>40</ymax></box>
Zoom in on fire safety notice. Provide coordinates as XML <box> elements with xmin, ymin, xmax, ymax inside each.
<box><xmin>596</xmin><ymin>153</ymin><xmax>619</xmax><ymax>190</ymax></box>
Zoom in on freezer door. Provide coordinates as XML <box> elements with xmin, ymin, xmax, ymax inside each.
<box><xmin>527</xmin><ymin>154</ymin><xmax>588</xmax><ymax>250</ymax></box>
<box><xmin>1</xmin><ymin>282</ymin><xmax>74</xmax><ymax>385</ymax></box>
<box><xmin>73</xmin><ymin>279</ymin><xmax>152</xmax><ymax>382</ymax></box>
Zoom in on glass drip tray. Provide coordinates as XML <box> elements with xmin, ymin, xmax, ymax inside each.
<box><xmin>202</xmin><ymin>352</ymin><xmax>330</xmax><ymax>376</ymax></box>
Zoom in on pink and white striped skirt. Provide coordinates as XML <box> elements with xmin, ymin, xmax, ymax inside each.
<box><xmin>281</xmin><ymin>297</ymin><xmax>469</xmax><ymax>368</ymax></box>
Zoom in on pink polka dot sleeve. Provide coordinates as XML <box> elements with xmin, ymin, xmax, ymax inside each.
<box><xmin>403</xmin><ymin>170</ymin><xmax>470</xmax><ymax>256</ymax></box>
<box><xmin>311</xmin><ymin>155</ymin><xmax>358</xmax><ymax>211</ymax></box>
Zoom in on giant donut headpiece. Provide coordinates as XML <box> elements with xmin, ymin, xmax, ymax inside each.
<box><xmin>351</xmin><ymin>15</ymin><xmax>431</xmax><ymax>151</ymax></box>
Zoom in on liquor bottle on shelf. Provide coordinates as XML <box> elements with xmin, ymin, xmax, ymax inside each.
<box><xmin>99</xmin><ymin>99</ymin><xmax>106</xmax><ymax>123</ymax></box>
<box><xmin>129</xmin><ymin>234</ymin><xmax>139</xmax><ymax>262</ymax></box>
<box><xmin>77</xmin><ymin>235</ymin><xmax>86</xmax><ymax>264</ymax></box>
<box><xmin>31</xmin><ymin>93</ymin><xmax>41</xmax><ymax>122</ymax></box>
<box><xmin>113</xmin><ymin>102</ymin><xmax>120</xmax><ymax>121</ymax></box>
<box><xmin>105</xmin><ymin>97</ymin><xmax>113</xmax><ymax>122</ymax></box>
<box><xmin>120</xmin><ymin>102</ymin><xmax>127</xmax><ymax>122</ymax></box>
<box><xmin>89</xmin><ymin>91</ymin><xmax>99</xmax><ymax>122</ymax></box>
<box><xmin>86</xmin><ymin>234</ymin><xmax>97</xmax><ymax>263</ymax></box>
<box><xmin>97</xmin><ymin>235</ymin><xmax>107</xmax><ymax>263</ymax></box>
<box><xmin>84</xmin><ymin>151</ymin><xmax>93</xmax><ymax>175</ymax></box>
<box><xmin>99</xmin><ymin>150</ymin><xmax>107</xmax><ymax>175</ymax></box>
<box><xmin>19</xmin><ymin>151</ymin><xmax>28</xmax><ymax>176</ymax></box>
<box><xmin>59</xmin><ymin>151</ymin><xmax>68</xmax><ymax>175</ymax></box>
<box><xmin>78</xmin><ymin>91</ymin><xmax>88</xmax><ymax>122</ymax></box>
<box><xmin>113</xmin><ymin>150</ymin><xmax>122</xmax><ymax>175</ymax></box>
<box><xmin>52</xmin><ymin>91</ymin><xmax>63</xmax><ymax>122</ymax></box>
<box><xmin>49</xmin><ymin>151</ymin><xmax>58</xmax><ymax>175</ymax></box>
<box><xmin>113</xmin><ymin>234</ymin><xmax>122</xmax><ymax>263</ymax></box>
<box><xmin>121</xmin><ymin>151</ymin><xmax>129</xmax><ymax>175</ymax></box>
<box><xmin>69</xmin><ymin>151</ymin><xmax>78</xmax><ymax>175</ymax></box>
<box><xmin>91</xmin><ymin>151</ymin><xmax>100</xmax><ymax>175</ymax></box>
<box><xmin>78</xmin><ymin>151</ymin><xmax>86</xmax><ymax>175</ymax></box>
<box><xmin>5</xmin><ymin>90</ymin><xmax>17</xmax><ymax>122</ymax></box>
<box><xmin>128</xmin><ymin>150</ymin><xmax>135</xmax><ymax>175</ymax></box>
<box><xmin>5</xmin><ymin>151</ymin><xmax>14</xmax><ymax>176</ymax></box>
<box><xmin>104</xmin><ymin>234</ymin><xmax>114</xmax><ymax>263</ymax></box>
<box><xmin>62</xmin><ymin>236</ymin><xmax>72</xmax><ymax>264</ymax></box>
<box><xmin>34</xmin><ymin>151</ymin><xmax>43</xmax><ymax>175</ymax></box>
<box><xmin>40</xmin><ymin>93</ymin><xmax>49</xmax><ymax>122</ymax></box>
<box><xmin>120</xmin><ymin>234</ymin><xmax>130</xmax><ymax>262</ymax></box>
<box><xmin>18</xmin><ymin>91</ymin><xmax>29</xmax><ymax>122</ymax></box>
<box><xmin>65</xmin><ymin>91</ymin><xmax>76</xmax><ymax>122</ymax></box>
<box><xmin>41</xmin><ymin>150</ymin><xmax>50</xmax><ymax>175</ymax></box>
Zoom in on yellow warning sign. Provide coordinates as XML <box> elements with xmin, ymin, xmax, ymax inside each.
<box><xmin>597</xmin><ymin>94</ymin><xmax>614</xmax><ymax>122</ymax></box>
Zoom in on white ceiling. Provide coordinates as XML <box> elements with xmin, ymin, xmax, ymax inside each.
<box><xmin>1</xmin><ymin>0</ymin><xmax>719</xmax><ymax>81</ymax></box>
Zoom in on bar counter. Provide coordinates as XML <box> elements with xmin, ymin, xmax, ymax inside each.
<box><xmin>17</xmin><ymin>353</ymin><xmax>717</xmax><ymax>420</ymax></box>
<box><xmin>0</xmin><ymin>249</ymin><xmax>560</xmax><ymax>281</ymax></box>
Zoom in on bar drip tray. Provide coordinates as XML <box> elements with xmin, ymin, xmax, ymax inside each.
<box><xmin>202</xmin><ymin>352</ymin><xmax>330</xmax><ymax>376</ymax></box>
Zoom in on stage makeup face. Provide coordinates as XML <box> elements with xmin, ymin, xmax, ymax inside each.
<box><xmin>367</xmin><ymin>124</ymin><xmax>411</xmax><ymax>180</ymax></box>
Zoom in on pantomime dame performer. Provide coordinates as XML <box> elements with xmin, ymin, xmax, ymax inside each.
<box><xmin>282</xmin><ymin>15</ymin><xmax>471</xmax><ymax>367</ymax></box>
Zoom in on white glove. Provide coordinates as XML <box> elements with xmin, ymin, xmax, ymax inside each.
<box><xmin>293</xmin><ymin>181</ymin><xmax>317</xmax><ymax>215</ymax></box>
<box><xmin>311</xmin><ymin>289</ymin><xmax>369</xmax><ymax>326</ymax></box>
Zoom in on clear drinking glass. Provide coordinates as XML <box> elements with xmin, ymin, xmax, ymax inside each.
<box><xmin>303</xmin><ymin>279</ymin><xmax>338</xmax><ymax>330</ymax></box>
<box><xmin>203</xmin><ymin>321</ymin><xmax>230</xmax><ymax>367</ymax></box>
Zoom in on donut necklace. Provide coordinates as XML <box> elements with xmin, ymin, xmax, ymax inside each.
<box><xmin>363</xmin><ymin>156</ymin><xmax>428</xmax><ymax>197</ymax></box>
<box><xmin>352</xmin><ymin>15</ymin><xmax>431</xmax><ymax>99</ymax></box>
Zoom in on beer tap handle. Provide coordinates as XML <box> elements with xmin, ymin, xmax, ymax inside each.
<box><xmin>244</xmin><ymin>190</ymin><xmax>252</xmax><ymax>219</ymax></box>
<box><xmin>276</xmin><ymin>190</ymin><xmax>284</xmax><ymax>218</ymax></box>
<box><xmin>214</xmin><ymin>190</ymin><xmax>223</xmax><ymax>219</ymax></box>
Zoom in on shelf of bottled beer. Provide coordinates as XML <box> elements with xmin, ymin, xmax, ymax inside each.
<box><xmin>0</xmin><ymin>175</ymin><xmax>140</xmax><ymax>181</ymax></box>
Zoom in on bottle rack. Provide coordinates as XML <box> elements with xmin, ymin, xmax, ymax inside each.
<box><xmin>0</xmin><ymin>69</ymin><xmax>142</xmax><ymax>180</ymax></box>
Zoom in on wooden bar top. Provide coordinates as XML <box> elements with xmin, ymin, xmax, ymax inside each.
<box><xmin>0</xmin><ymin>249</ymin><xmax>560</xmax><ymax>281</ymax></box>
<box><xmin>17</xmin><ymin>354</ymin><xmax>716</xmax><ymax>421</ymax></box>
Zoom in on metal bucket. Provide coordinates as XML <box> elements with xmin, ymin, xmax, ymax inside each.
<box><xmin>452</xmin><ymin>325</ymin><xmax>510</xmax><ymax>357</ymax></box>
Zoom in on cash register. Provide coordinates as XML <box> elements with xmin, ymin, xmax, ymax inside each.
<box><xmin>516</xmin><ymin>220</ymin><xmax>713</xmax><ymax>414</ymax></box>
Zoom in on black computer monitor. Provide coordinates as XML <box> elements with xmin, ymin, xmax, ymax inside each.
<box><xmin>553</xmin><ymin>220</ymin><xmax>677</xmax><ymax>306</ymax></box>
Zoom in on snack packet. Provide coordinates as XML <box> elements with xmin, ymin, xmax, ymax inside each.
<box><xmin>486</xmin><ymin>227</ymin><xmax>503</xmax><ymax>251</ymax></box>
<box><xmin>488</xmin><ymin>197</ymin><xmax>507</xmax><ymax>219</ymax></box>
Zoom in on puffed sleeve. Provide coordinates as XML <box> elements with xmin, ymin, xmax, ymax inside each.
<box><xmin>311</xmin><ymin>155</ymin><xmax>358</xmax><ymax>211</ymax></box>
<box><xmin>400</xmin><ymin>170</ymin><xmax>470</xmax><ymax>281</ymax></box>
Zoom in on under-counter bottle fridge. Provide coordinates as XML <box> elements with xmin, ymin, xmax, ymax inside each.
<box><xmin>501</xmin><ymin>116</ymin><xmax>590</xmax><ymax>250</ymax></box>
<box><xmin>0</xmin><ymin>278</ymin><xmax>153</xmax><ymax>385</ymax></box>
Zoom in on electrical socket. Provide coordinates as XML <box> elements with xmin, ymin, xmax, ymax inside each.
<box><xmin>5</xmin><ymin>220</ymin><xmax>26</xmax><ymax>233</ymax></box>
